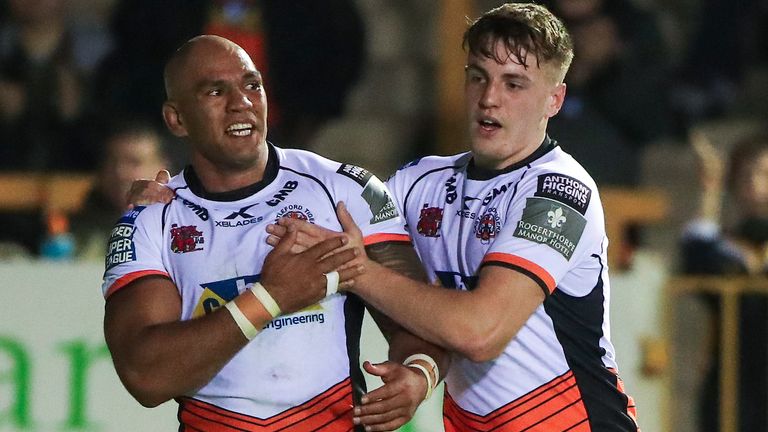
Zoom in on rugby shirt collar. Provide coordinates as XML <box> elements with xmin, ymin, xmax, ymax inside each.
<box><xmin>183</xmin><ymin>142</ymin><xmax>279</xmax><ymax>202</ymax></box>
<box><xmin>467</xmin><ymin>136</ymin><xmax>557</xmax><ymax>180</ymax></box>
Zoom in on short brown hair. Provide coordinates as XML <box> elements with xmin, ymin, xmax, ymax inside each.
<box><xmin>463</xmin><ymin>2</ymin><xmax>573</xmax><ymax>82</ymax></box>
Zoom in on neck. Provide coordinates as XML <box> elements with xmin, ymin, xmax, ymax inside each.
<box><xmin>191</xmin><ymin>144</ymin><xmax>269</xmax><ymax>193</ymax></box>
<box><xmin>474</xmin><ymin>130</ymin><xmax>547</xmax><ymax>170</ymax></box>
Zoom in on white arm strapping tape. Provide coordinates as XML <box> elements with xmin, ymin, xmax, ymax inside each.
<box><xmin>406</xmin><ymin>363</ymin><xmax>434</xmax><ymax>400</ymax></box>
<box><xmin>403</xmin><ymin>353</ymin><xmax>440</xmax><ymax>385</ymax></box>
<box><xmin>225</xmin><ymin>301</ymin><xmax>260</xmax><ymax>340</ymax></box>
<box><xmin>325</xmin><ymin>270</ymin><xmax>340</xmax><ymax>297</ymax></box>
<box><xmin>250</xmin><ymin>282</ymin><xmax>282</xmax><ymax>318</ymax></box>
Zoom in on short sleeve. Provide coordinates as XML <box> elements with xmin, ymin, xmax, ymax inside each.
<box><xmin>482</xmin><ymin>172</ymin><xmax>599</xmax><ymax>295</ymax></box>
<box><xmin>334</xmin><ymin>163</ymin><xmax>409</xmax><ymax>246</ymax></box>
<box><xmin>101</xmin><ymin>205</ymin><xmax>170</xmax><ymax>299</ymax></box>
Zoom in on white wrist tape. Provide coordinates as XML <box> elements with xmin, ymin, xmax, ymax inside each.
<box><xmin>403</xmin><ymin>353</ymin><xmax>440</xmax><ymax>384</ymax></box>
<box><xmin>406</xmin><ymin>363</ymin><xmax>434</xmax><ymax>400</ymax></box>
<box><xmin>225</xmin><ymin>301</ymin><xmax>260</xmax><ymax>340</ymax></box>
<box><xmin>325</xmin><ymin>270</ymin><xmax>340</xmax><ymax>297</ymax></box>
<box><xmin>250</xmin><ymin>282</ymin><xmax>281</xmax><ymax>318</ymax></box>
<box><xmin>404</xmin><ymin>353</ymin><xmax>439</xmax><ymax>401</ymax></box>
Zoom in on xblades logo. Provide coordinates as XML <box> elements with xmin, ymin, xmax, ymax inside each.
<box><xmin>225</xmin><ymin>204</ymin><xmax>258</xmax><ymax>220</ymax></box>
<box><xmin>463</xmin><ymin>196</ymin><xmax>479</xmax><ymax>210</ymax></box>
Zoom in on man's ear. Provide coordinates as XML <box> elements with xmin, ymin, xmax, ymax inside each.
<box><xmin>545</xmin><ymin>82</ymin><xmax>567</xmax><ymax>119</ymax></box>
<box><xmin>162</xmin><ymin>102</ymin><xmax>187</xmax><ymax>137</ymax></box>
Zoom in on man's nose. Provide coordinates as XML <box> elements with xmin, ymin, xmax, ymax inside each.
<box><xmin>228</xmin><ymin>89</ymin><xmax>254</xmax><ymax>111</ymax></box>
<box><xmin>479</xmin><ymin>81</ymin><xmax>500</xmax><ymax>108</ymax></box>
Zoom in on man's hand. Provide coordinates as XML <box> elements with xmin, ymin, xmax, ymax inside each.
<box><xmin>260</xmin><ymin>226</ymin><xmax>364</xmax><ymax>314</ymax></box>
<box><xmin>353</xmin><ymin>360</ymin><xmax>429</xmax><ymax>432</ymax></box>
<box><xmin>125</xmin><ymin>170</ymin><xmax>175</xmax><ymax>210</ymax></box>
<box><xmin>266</xmin><ymin>202</ymin><xmax>368</xmax><ymax>270</ymax></box>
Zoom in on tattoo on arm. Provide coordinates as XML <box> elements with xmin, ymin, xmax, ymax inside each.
<box><xmin>365</xmin><ymin>242</ymin><xmax>428</xmax><ymax>341</ymax></box>
<box><xmin>365</xmin><ymin>242</ymin><xmax>429</xmax><ymax>282</ymax></box>
<box><xmin>365</xmin><ymin>242</ymin><xmax>450</xmax><ymax>371</ymax></box>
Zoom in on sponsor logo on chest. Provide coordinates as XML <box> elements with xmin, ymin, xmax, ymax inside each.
<box><xmin>275</xmin><ymin>204</ymin><xmax>316</xmax><ymax>223</ymax></box>
<box><xmin>417</xmin><ymin>204</ymin><xmax>443</xmax><ymax>237</ymax></box>
<box><xmin>215</xmin><ymin>204</ymin><xmax>264</xmax><ymax>228</ymax></box>
<box><xmin>170</xmin><ymin>224</ymin><xmax>205</xmax><ymax>253</ymax></box>
<box><xmin>267</xmin><ymin>181</ymin><xmax>299</xmax><ymax>206</ymax></box>
<box><xmin>182</xmin><ymin>199</ymin><xmax>210</xmax><ymax>221</ymax></box>
<box><xmin>474</xmin><ymin>207</ymin><xmax>501</xmax><ymax>244</ymax></box>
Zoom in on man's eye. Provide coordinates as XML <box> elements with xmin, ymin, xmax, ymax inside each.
<box><xmin>467</xmin><ymin>74</ymin><xmax>485</xmax><ymax>83</ymax></box>
<box><xmin>207</xmin><ymin>89</ymin><xmax>222</xmax><ymax>96</ymax></box>
<box><xmin>246</xmin><ymin>82</ymin><xmax>262</xmax><ymax>90</ymax></box>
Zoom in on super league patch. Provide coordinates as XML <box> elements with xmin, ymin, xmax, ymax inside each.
<box><xmin>337</xmin><ymin>164</ymin><xmax>374</xmax><ymax>187</ymax></box>
<box><xmin>535</xmin><ymin>173</ymin><xmax>591</xmax><ymax>215</ymax></box>
<box><xmin>105</xmin><ymin>206</ymin><xmax>145</xmax><ymax>270</ymax></box>
<box><xmin>513</xmin><ymin>197</ymin><xmax>586</xmax><ymax>260</ymax></box>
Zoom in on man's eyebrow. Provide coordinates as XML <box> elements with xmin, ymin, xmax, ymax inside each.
<box><xmin>464</xmin><ymin>64</ymin><xmax>531</xmax><ymax>82</ymax></box>
<box><xmin>194</xmin><ymin>79</ymin><xmax>226</xmax><ymax>92</ymax></box>
<box><xmin>243</xmin><ymin>71</ymin><xmax>262</xmax><ymax>81</ymax></box>
<box><xmin>464</xmin><ymin>63</ymin><xmax>487</xmax><ymax>75</ymax></box>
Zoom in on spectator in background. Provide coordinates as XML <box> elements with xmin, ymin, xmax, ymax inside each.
<box><xmin>0</xmin><ymin>0</ymin><xmax>97</xmax><ymax>171</ymax></box>
<box><xmin>541</xmin><ymin>0</ymin><xmax>672</xmax><ymax>186</ymax></box>
<box><xmin>681</xmin><ymin>131</ymin><xmax>768</xmax><ymax>432</ymax></box>
<box><xmin>671</xmin><ymin>0</ymin><xmax>768</xmax><ymax>126</ymax></box>
<box><xmin>91</xmin><ymin>0</ymin><xmax>365</xmax><ymax>152</ymax></box>
<box><xmin>70</xmin><ymin>122</ymin><xmax>169</xmax><ymax>260</ymax></box>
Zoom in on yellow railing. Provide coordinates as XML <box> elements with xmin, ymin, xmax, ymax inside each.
<box><xmin>664</xmin><ymin>276</ymin><xmax>768</xmax><ymax>432</ymax></box>
<box><xmin>0</xmin><ymin>172</ymin><xmax>94</xmax><ymax>212</ymax></box>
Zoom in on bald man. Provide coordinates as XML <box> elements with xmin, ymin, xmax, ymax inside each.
<box><xmin>102</xmin><ymin>36</ymin><xmax>447</xmax><ymax>432</ymax></box>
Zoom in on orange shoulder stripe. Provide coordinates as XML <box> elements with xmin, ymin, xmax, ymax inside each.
<box><xmin>482</xmin><ymin>252</ymin><xmax>556</xmax><ymax>293</ymax></box>
<box><xmin>363</xmin><ymin>233</ymin><xmax>411</xmax><ymax>246</ymax></box>
<box><xmin>104</xmin><ymin>270</ymin><xmax>170</xmax><ymax>299</ymax></box>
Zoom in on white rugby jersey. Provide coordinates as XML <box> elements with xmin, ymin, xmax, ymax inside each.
<box><xmin>386</xmin><ymin>138</ymin><xmax>639</xmax><ymax>431</ymax></box>
<box><xmin>102</xmin><ymin>144</ymin><xmax>405</xmax><ymax>432</ymax></box>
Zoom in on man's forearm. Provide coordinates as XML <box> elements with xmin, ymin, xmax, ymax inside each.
<box><xmin>105</xmin><ymin>278</ymin><xmax>274</xmax><ymax>407</ymax></box>
<box><xmin>353</xmin><ymin>262</ymin><xmax>474</xmax><ymax>353</ymax></box>
<box><xmin>366</xmin><ymin>242</ymin><xmax>450</xmax><ymax>380</ymax></box>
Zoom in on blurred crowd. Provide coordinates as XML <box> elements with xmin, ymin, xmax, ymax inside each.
<box><xmin>1</xmin><ymin>0</ymin><xmax>766</xmax><ymax>256</ymax></box>
<box><xmin>0</xmin><ymin>0</ymin><xmax>367</xmax><ymax>256</ymax></box>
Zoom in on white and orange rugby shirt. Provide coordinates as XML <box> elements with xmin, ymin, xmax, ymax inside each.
<box><xmin>101</xmin><ymin>144</ymin><xmax>404</xmax><ymax>432</ymax></box>
<box><xmin>387</xmin><ymin>138</ymin><xmax>639</xmax><ymax>431</ymax></box>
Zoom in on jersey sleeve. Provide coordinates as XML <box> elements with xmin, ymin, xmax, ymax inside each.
<box><xmin>482</xmin><ymin>172</ymin><xmax>602</xmax><ymax>296</ymax></box>
<box><xmin>101</xmin><ymin>205</ymin><xmax>170</xmax><ymax>299</ymax></box>
<box><xmin>333</xmin><ymin>163</ymin><xmax>409</xmax><ymax>247</ymax></box>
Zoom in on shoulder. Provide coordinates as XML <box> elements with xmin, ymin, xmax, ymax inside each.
<box><xmin>277</xmin><ymin>146</ymin><xmax>389</xmax><ymax>191</ymax></box>
<box><xmin>389</xmin><ymin>152</ymin><xmax>470</xmax><ymax>182</ymax></box>
<box><xmin>276</xmin><ymin>146</ymin><xmax>341</xmax><ymax>174</ymax></box>
<box><xmin>113</xmin><ymin>203</ymin><xmax>167</xmax><ymax>232</ymax></box>
<box><xmin>517</xmin><ymin>147</ymin><xmax>601</xmax><ymax>216</ymax></box>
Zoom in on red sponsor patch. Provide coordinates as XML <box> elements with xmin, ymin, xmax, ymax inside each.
<box><xmin>170</xmin><ymin>224</ymin><xmax>204</xmax><ymax>253</ymax></box>
<box><xmin>417</xmin><ymin>204</ymin><xmax>443</xmax><ymax>237</ymax></box>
